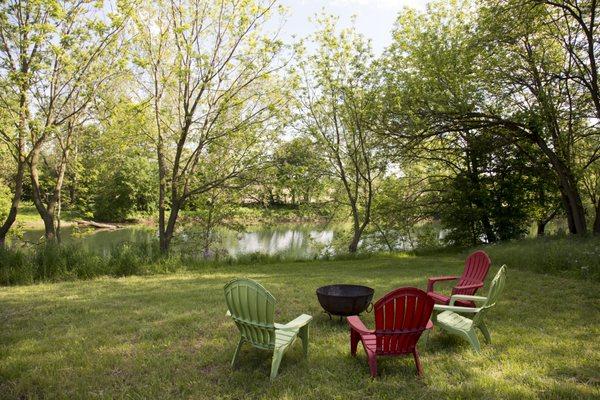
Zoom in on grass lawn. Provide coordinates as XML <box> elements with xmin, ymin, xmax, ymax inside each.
<box><xmin>1</xmin><ymin>254</ymin><xmax>599</xmax><ymax>399</ymax></box>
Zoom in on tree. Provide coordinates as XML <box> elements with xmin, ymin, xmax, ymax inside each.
<box><xmin>67</xmin><ymin>95</ymin><xmax>157</xmax><ymax>221</ymax></box>
<box><xmin>180</xmin><ymin>187</ymin><xmax>245</xmax><ymax>258</ymax></box>
<box><xmin>532</xmin><ymin>0</ymin><xmax>599</xmax><ymax>121</ymax></box>
<box><xmin>530</xmin><ymin>0</ymin><xmax>600</xmax><ymax>234</ymax></box>
<box><xmin>383</xmin><ymin>1</ymin><xmax>510</xmax><ymax>245</ymax></box>
<box><xmin>132</xmin><ymin>0</ymin><xmax>289</xmax><ymax>252</ymax></box>
<box><xmin>0</xmin><ymin>0</ymin><xmax>130</xmax><ymax>244</ymax></box>
<box><xmin>472</xmin><ymin>0</ymin><xmax>597</xmax><ymax>234</ymax></box>
<box><xmin>272</xmin><ymin>137</ymin><xmax>324</xmax><ymax>205</ymax></box>
<box><xmin>369</xmin><ymin>170</ymin><xmax>435</xmax><ymax>251</ymax></box>
<box><xmin>298</xmin><ymin>16</ymin><xmax>386</xmax><ymax>252</ymax></box>
<box><xmin>383</xmin><ymin>0</ymin><xmax>598</xmax><ymax>236</ymax></box>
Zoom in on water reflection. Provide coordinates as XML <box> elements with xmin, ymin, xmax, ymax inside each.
<box><xmin>220</xmin><ymin>227</ymin><xmax>333</xmax><ymax>258</ymax></box>
<box><xmin>17</xmin><ymin>224</ymin><xmax>337</xmax><ymax>259</ymax></box>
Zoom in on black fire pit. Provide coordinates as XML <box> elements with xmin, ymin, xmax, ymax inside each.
<box><xmin>316</xmin><ymin>284</ymin><xmax>374</xmax><ymax>319</ymax></box>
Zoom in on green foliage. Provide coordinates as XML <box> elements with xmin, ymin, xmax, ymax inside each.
<box><xmin>93</xmin><ymin>156</ymin><xmax>157</xmax><ymax>222</ymax></box>
<box><xmin>370</xmin><ymin>175</ymin><xmax>434</xmax><ymax>250</ymax></box>
<box><xmin>66</xmin><ymin>98</ymin><xmax>157</xmax><ymax>221</ymax></box>
<box><xmin>298</xmin><ymin>15</ymin><xmax>387</xmax><ymax>252</ymax></box>
<box><xmin>271</xmin><ymin>137</ymin><xmax>325</xmax><ymax>205</ymax></box>
<box><xmin>439</xmin><ymin>156</ymin><xmax>531</xmax><ymax>246</ymax></box>
<box><xmin>0</xmin><ymin>181</ymin><xmax>11</xmax><ymax>222</ymax></box>
<box><xmin>177</xmin><ymin>189</ymin><xmax>245</xmax><ymax>258</ymax></box>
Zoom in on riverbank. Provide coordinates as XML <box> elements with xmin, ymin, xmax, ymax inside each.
<box><xmin>14</xmin><ymin>202</ymin><xmax>331</xmax><ymax>231</ymax></box>
<box><xmin>1</xmin><ymin>254</ymin><xmax>598</xmax><ymax>399</ymax></box>
<box><xmin>1</xmin><ymin>235</ymin><xmax>598</xmax><ymax>286</ymax></box>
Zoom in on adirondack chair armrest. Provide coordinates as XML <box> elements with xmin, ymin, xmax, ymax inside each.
<box><xmin>434</xmin><ymin>304</ymin><xmax>481</xmax><ymax>313</ymax></box>
<box><xmin>347</xmin><ymin>315</ymin><xmax>374</xmax><ymax>336</ymax></box>
<box><xmin>276</xmin><ymin>314</ymin><xmax>313</xmax><ymax>331</ymax></box>
<box><xmin>427</xmin><ymin>275</ymin><xmax>459</xmax><ymax>292</ymax></box>
<box><xmin>453</xmin><ymin>282</ymin><xmax>484</xmax><ymax>292</ymax></box>
<box><xmin>449</xmin><ymin>294</ymin><xmax>487</xmax><ymax>306</ymax></box>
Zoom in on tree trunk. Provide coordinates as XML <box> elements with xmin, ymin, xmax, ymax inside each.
<box><xmin>0</xmin><ymin>158</ymin><xmax>26</xmax><ymax>247</ymax></box>
<box><xmin>348</xmin><ymin>207</ymin><xmax>369</xmax><ymax>253</ymax></box>
<box><xmin>29</xmin><ymin>134</ymin><xmax>71</xmax><ymax>242</ymax></box>
<box><xmin>536</xmin><ymin>220</ymin><xmax>546</xmax><ymax>236</ymax></box>
<box><xmin>157</xmin><ymin>121</ymin><xmax>168</xmax><ymax>252</ymax></box>
<box><xmin>348</xmin><ymin>231</ymin><xmax>361</xmax><ymax>253</ymax></box>
<box><xmin>0</xmin><ymin>88</ymin><xmax>29</xmax><ymax>247</ymax></box>
<box><xmin>29</xmin><ymin>148</ymin><xmax>57</xmax><ymax>241</ymax></box>
<box><xmin>348</xmin><ymin>209</ymin><xmax>361</xmax><ymax>253</ymax></box>
<box><xmin>481</xmin><ymin>215</ymin><xmax>497</xmax><ymax>243</ymax></box>
<box><xmin>158</xmin><ymin>196</ymin><xmax>167</xmax><ymax>252</ymax></box>
<box><xmin>556</xmin><ymin>172</ymin><xmax>587</xmax><ymax>235</ymax></box>
<box><xmin>537</xmin><ymin>206</ymin><xmax>558</xmax><ymax>237</ymax></box>
<box><xmin>531</xmin><ymin>133</ymin><xmax>587</xmax><ymax>234</ymax></box>
<box><xmin>160</xmin><ymin>203</ymin><xmax>180</xmax><ymax>253</ymax></box>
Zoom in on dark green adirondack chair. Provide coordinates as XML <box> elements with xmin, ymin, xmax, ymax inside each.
<box><xmin>433</xmin><ymin>265</ymin><xmax>507</xmax><ymax>352</ymax></box>
<box><xmin>224</xmin><ymin>278</ymin><xmax>312</xmax><ymax>380</ymax></box>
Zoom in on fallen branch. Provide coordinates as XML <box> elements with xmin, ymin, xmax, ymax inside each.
<box><xmin>75</xmin><ymin>220</ymin><xmax>122</xmax><ymax>230</ymax></box>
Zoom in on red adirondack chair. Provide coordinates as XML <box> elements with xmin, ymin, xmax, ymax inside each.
<box><xmin>427</xmin><ymin>250</ymin><xmax>491</xmax><ymax>307</ymax></box>
<box><xmin>348</xmin><ymin>287</ymin><xmax>434</xmax><ymax>377</ymax></box>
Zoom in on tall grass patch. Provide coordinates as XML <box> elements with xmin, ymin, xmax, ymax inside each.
<box><xmin>478</xmin><ymin>236</ymin><xmax>600</xmax><ymax>280</ymax></box>
<box><xmin>0</xmin><ymin>240</ymin><xmax>167</xmax><ymax>285</ymax></box>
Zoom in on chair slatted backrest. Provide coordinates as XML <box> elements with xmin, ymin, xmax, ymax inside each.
<box><xmin>224</xmin><ymin>278</ymin><xmax>276</xmax><ymax>350</ymax></box>
<box><xmin>373</xmin><ymin>287</ymin><xmax>434</xmax><ymax>355</ymax></box>
<box><xmin>452</xmin><ymin>250</ymin><xmax>491</xmax><ymax>295</ymax></box>
<box><xmin>473</xmin><ymin>265</ymin><xmax>507</xmax><ymax>325</ymax></box>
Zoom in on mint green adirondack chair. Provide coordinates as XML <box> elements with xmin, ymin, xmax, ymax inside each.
<box><xmin>224</xmin><ymin>278</ymin><xmax>313</xmax><ymax>380</ymax></box>
<box><xmin>433</xmin><ymin>265</ymin><xmax>507</xmax><ymax>352</ymax></box>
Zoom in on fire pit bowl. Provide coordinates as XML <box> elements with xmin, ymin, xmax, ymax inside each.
<box><xmin>316</xmin><ymin>284</ymin><xmax>374</xmax><ymax>318</ymax></box>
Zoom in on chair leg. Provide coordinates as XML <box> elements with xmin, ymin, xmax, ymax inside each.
<box><xmin>350</xmin><ymin>329</ymin><xmax>360</xmax><ymax>356</ymax></box>
<box><xmin>465</xmin><ymin>330</ymin><xmax>481</xmax><ymax>353</ymax></box>
<box><xmin>270</xmin><ymin>349</ymin><xmax>284</xmax><ymax>380</ymax></box>
<box><xmin>231</xmin><ymin>338</ymin><xmax>244</xmax><ymax>368</ymax></box>
<box><xmin>299</xmin><ymin>325</ymin><xmax>310</xmax><ymax>358</ymax></box>
<box><xmin>367</xmin><ymin>353</ymin><xmax>378</xmax><ymax>377</ymax></box>
<box><xmin>478</xmin><ymin>322</ymin><xmax>491</xmax><ymax>344</ymax></box>
<box><xmin>413</xmin><ymin>349</ymin><xmax>424</xmax><ymax>377</ymax></box>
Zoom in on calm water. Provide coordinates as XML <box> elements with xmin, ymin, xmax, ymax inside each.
<box><xmin>18</xmin><ymin>224</ymin><xmax>337</xmax><ymax>259</ymax></box>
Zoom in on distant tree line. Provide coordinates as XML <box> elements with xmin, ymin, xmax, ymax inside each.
<box><xmin>0</xmin><ymin>0</ymin><xmax>598</xmax><ymax>253</ymax></box>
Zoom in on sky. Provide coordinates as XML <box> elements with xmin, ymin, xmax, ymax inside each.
<box><xmin>277</xmin><ymin>0</ymin><xmax>431</xmax><ymax>53</ymax></box>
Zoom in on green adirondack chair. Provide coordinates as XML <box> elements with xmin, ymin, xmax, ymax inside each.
<box><xmin>224</xmin><ymin>278</ymin><xmax>313</xmax><ymax>380</ymax></box>
<box><xmin>433</xmin><ymin>265</ymin><xmax>507</xmax><ymax>352</ymax></box>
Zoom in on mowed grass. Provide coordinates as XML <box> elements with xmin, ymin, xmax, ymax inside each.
<box><xmin>0</xmin><ymin>255</ymin><xmax>599</xmax><ymax>399</ymax></box>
